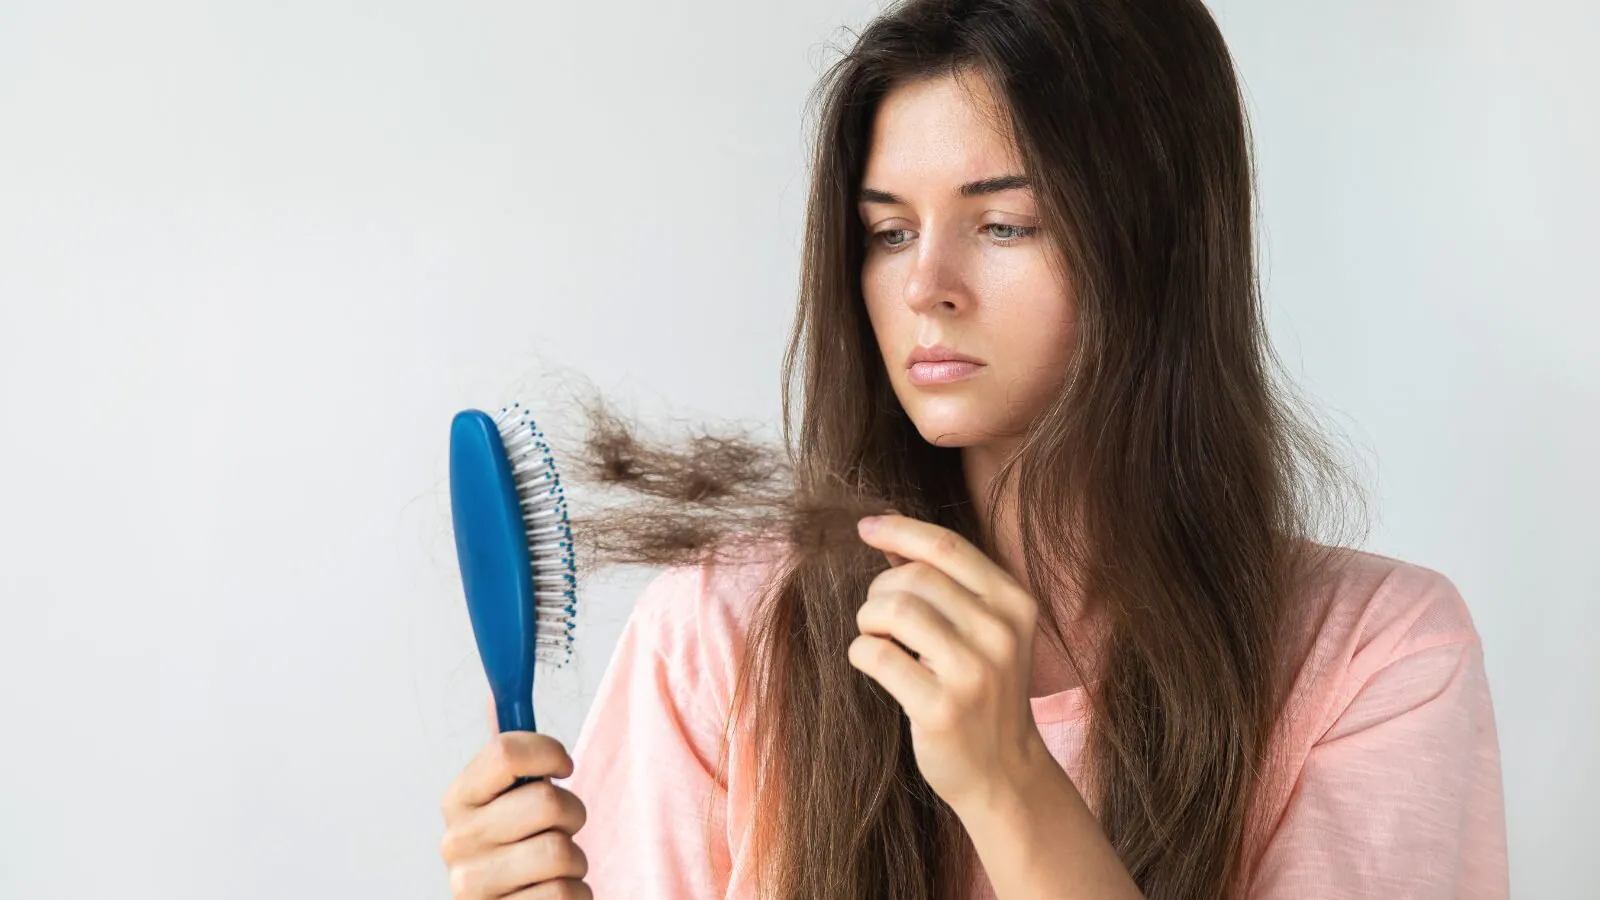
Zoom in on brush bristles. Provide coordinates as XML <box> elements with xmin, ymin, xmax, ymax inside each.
<box><xmin>492</xmin><ymin>401</ymin><xmax>578</xmax><ymax>669</ymax></box>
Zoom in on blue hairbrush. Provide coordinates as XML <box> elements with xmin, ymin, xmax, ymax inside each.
<box><xmin>448</xmin><ymin>402</ymin><xmax>577</xmax><ymax>788</ymax></box>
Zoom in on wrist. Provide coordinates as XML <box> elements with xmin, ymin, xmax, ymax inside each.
<box><xmin>955</xmin><ymin>732</ymin><xmax>1066</xmax><ymax>834</ymax></box>
<box><xmin>953</xmin><ymin>735</ymin><xmax>1142</xmax><ymax>900</ymax></box>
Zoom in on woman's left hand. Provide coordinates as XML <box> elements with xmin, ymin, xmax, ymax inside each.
<box><xmin>849</xmin><ymin>512</ymin><xmax>1052</xmax><ymax>815</ymax></box>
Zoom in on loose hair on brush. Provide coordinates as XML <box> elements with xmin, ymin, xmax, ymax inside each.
<box><xmin>543</xmin><ymin>0</ymin><xmax>1370</xmax><ymax>896</ymax></box>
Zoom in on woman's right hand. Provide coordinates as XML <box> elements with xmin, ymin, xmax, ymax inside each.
<box><xmin>438</xmin><ymin>698</ymin><xmax>590</xmax><ymax>898</ymax></box>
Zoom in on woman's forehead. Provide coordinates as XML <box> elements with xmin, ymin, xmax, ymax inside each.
<box><xmin>862</xmin><ymin>79</ymin><xmax>1025</xmax><ymax>201</ymax></box>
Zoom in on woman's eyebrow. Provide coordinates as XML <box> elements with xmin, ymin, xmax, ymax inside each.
<box><xmin>858</xmin><ymin>174</ymin><xmax>1032</xmax><ymax>205</ymax></box>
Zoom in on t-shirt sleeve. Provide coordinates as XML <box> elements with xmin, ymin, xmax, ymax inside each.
<box><xmin>553</xmin><ymin>563</ymin><xmax>735</xmax><ymax>897</ymax></box>
<box><xmin>1248</xmin><ymin>568</ymin><xmax>1509</xmax><ymax>899</ymax></box>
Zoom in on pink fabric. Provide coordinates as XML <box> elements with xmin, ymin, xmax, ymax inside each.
<box><xmin>556</xmin><ymin>542</ymin><xmax>1508</xmax><ymax>898</ymax></box>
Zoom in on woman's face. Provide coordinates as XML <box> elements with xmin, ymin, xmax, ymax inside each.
<box><xmin>858</xmin><ymin>69</ymin><xmax>1077</xmax><ymax>450</ymax></box>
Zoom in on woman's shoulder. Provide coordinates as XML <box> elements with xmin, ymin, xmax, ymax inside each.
<box><xmin>1293</xmin><ymin>543</ymin><xmax>1483</xmax><ymax>682</ymax></box>
<box><xmin>617</xmin><ymin>535</ymin><xmax>793</xmax><ymax>698</ymax></box>
<box><xmin>1248</xmin><ymin>546</ymin><xmax>1507</xmax><ymax>895</ymax></box>
<box><xmin>1273</xmin><ymin>542</ymin><xmax>1490</xmax><ymax>752</ymax></box>
<box><xmin>627</xmin><ymin>534</ymin><xmax>792</xmax><ymax>636</ymax></box>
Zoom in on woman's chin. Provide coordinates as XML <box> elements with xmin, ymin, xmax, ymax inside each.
<box><xmin>907</xmin><ymin>417</ymin><xmax>988</xmax><ymax>448</ymax></box>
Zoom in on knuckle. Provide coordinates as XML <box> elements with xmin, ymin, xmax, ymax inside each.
<box><xmin>440</xmin><ymin>816</ymin><xmax>485</xmax><ymax>864</ymax></box>
<box><xmin>933</xmin><ymin>530</ymin><xmax>961</xmax><ymax>557</ymax></box>
<box><xmin>894</xmin><ymin>564</ymin><xmax>929</xmax><ymax>596</ymax></box>
<box><xmin>852</xmin><ymin>636</ymin><xmax>875</xmax><ymax>664</ymax></box>
<box><xmin>1011</xmin><ymin>582</ymin><xmax>1036</xmax><ymax>614</ymax></box>
<box><xmin>927</xmin><ymin>696</ymin><xmax>960</xmax><ymax>730</ymax></box>
<box><xmin>541</xmin><ymin>783</ymin><xmax>586</xmax><ymax>833</ymax></box>
<box><xmin>533</xmin><ymin>735</ymin><xmax>573</xmax><ymax>776</ymax></box>
<box><xmin>533</xmin><ymin>830</ymin><xmax>583</xmax><ymax>874</ymax></box>
<box><xmin>1004</xmin><ymin>586</ymin><xmax>1037</xmax><ymax>621</ymax></box>
<box><xmin>1016</xmin><ymin>608</ymin><xmax>1038</xmax><ymax>634</ymax></box>
<box><xmin>849</xmin><ymin>635</ymin><xmax>878</xmax><ymax>666</ymax></box>
<box><xmin>982</xmin><ymin>616</ymin><xmax>1018</xmax><ymax>656</ymax></box>
<box><xmin>883</xmin><ymin>590</ymin><xmax>914</xmax><ymax>617</ymax></box>
<box><xmin>438</xmin><ymin>829</ymin><xmax>460</xmax><ymax>863</ymax></box>
<box><xmin>868</xmin><ymin>637</ymin><xmax>896</xmax><ymax>666</ymax></box>
<box><xmin>528</xmin><ymin>781</ymin><xmax>564</xmax><ymax>826</ymax></box>
<box><xmin>447</xmin><ymin>861</ymin><xmax>480</xmax><ymax>898</ymax></box>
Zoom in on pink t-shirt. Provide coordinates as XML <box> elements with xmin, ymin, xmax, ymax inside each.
<box><xmin>556</xmin><ymin>541</ymin><xmax>1508</xmax><ymax>898</ymax></box>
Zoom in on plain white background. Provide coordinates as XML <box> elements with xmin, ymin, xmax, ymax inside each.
<box><xmin>1</xmin><ymin>1</ymin><xmax>1593</xmax><ymax>896</ymax></box>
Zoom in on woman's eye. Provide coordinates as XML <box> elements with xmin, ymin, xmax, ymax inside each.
<box><xmin>873</xmin><ymin>228</ymin><xmax>912</xmax><ymax>249</ymax></box>
<box><xmin>986</xmin><ymin>223</ymin><xmax>1039</xmax><ymax>242</ymax></box>
<box><xmin>869</xmin><ymin>223</ymin><xmax>1037</xmax><ymax>251</ymax></box>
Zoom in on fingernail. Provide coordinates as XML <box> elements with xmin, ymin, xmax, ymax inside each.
<box><xmin>858</xmin><ymin>515</ymin><xmax>880</xmax><ymax>533</ymax></box>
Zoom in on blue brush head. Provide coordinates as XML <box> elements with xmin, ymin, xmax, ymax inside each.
<box><xmin>448</xmin><ymin>403</ymin><xmax>577</xmax><ymax>739</ymax></box>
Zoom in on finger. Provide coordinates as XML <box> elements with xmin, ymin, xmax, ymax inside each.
<box><xmin>870</xmin><ymin>560</ymin><xmax>990</xmax><ymax>637</ymax></box>
<box><xmin>455</xmin><ymin>829</ymin><xmax>588</xmax><ymax>898</ymax></box>
<box><xmin>439</xmin><ymin>780</ymin><xmax>587</xmax><ymax>869</ymax></box>
<box><xmin>443</xmin><ymin>732</ymin><xmax>575</xmax><ymax>818</ymax></box>
<box><xmin>504</xmin><ymin>879</ymin><xmax>593</xmax><ymax>900</ymax></box>
<box><xmin>486</xmin><ymin>696</ymin><xmax>497</xmax><ymax>735</ymax></box>
<box><xmin>856</xmin><ymin>589</ymin><xmax>974</xmax><ymax>677</ymax></box>
<box><xmin>871</xmin><ymin>567</ymin><xmax>1023</xmax><ymax>670</ymax></box>
<box><xmin>440</xmin><ymin>779</ymin><xmax>587</xmax><ymax>869</ymax></box>
<box><xmin>856</xmin><ymin>514</ymin><xmax>1011</xmax><ymax>597</ymax></box>
<box><xmin>469</xmin><ymin>779</ymin><xmax>588</xmax><ymax>846</ymax></box>
<box><xmin>881</xmin><ymin>508</ymin><xmax>909</xmax><ymax>566</ymax></box>
<box><xmin>847</xmin><ymin>633</ymin><xmax>941</xmax><ymax>721</ymax></box>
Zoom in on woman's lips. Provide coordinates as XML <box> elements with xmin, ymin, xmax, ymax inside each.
<box><xmin>907</xmin><ymin>360</ymin><xmax>985</xmax><ymax>385</ymax></box>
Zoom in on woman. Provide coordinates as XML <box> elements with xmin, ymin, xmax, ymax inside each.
<box><xmin>438</xmin><ymin>0</ymin><xmax>1509</xmax><ymax>896</ymax></box>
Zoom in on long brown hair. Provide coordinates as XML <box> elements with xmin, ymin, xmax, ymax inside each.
<box><xmin>545</xmin><ymin>0</ymin><xmax>1369</xmax><ymax>896</ymax></box>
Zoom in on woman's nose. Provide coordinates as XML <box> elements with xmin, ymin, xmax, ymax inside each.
<box><xmin>901</xmin><ymin>231</ymin><xmax>970</xmax><ymax>316</ymax></box>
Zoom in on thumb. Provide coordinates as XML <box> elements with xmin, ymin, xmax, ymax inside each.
<box><xmin>485</xmin><ymin>695</ymin><xmax>497</xmax><ymax>736</ymax></box>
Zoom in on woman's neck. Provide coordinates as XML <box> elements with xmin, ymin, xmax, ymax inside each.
<box><xmin>960</xmin><ymin>437</ymin><xmax>1026</xmax><ymax>581</ymax></box>
<box><xmin>961</xmin><ymin>441</ymin><xmax>1097</xmax><ymax>698</ymax></box>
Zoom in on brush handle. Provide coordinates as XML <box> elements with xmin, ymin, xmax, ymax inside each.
<box><xmin>497</xmin><ymin>696</ymin><xmax>537</xmax><ymax>733</ymax></box>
